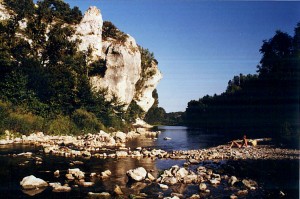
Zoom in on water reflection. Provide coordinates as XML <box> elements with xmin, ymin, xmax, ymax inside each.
<box><xmin>0</xmin><ymin>126</ymin><xmax>231</xmax><ymax>198</ymax></box>
<box><xmin>155</xmin><ymin>126</ymin><xmax>228</xmax><ymax>151</ymax></box>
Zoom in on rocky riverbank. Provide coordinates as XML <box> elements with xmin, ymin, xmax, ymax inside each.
<box><xmin>0</xmin><ymin>130</ymin><xmax>299</xmax><ymax>198</ymax></box>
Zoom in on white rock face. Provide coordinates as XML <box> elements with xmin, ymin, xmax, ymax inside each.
<box><xmin>20</xmin><ymin>175</ymin><xmax>48</xmax><ymax>189</ymax></box>
<box><xmin>73</xmin><ymin>6</ymin><xmax>103</xmax><ymax>60</ymax></box>
<box><xmin>0</xmin><ymin>2</ymin><xmax>162</xmax><ymax>114</ymax></box>
<box><xmin>90</xmin><ymin>35</ymin><xmax>141</xmax><ymax>108</ymax></box>
<box><xmin>134</xmin><ymin>61</ymin><xmax>163</xmax><ymax>111</ymax></box>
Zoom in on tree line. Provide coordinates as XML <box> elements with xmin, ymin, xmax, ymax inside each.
<box><xmin>183</xmin><ymin>24</ymin><xmax>299</xmax><ymax>146</ymax></box>
<box><xmin>145</xmin><ymin>23</ymin><xmax>299</xmax><ymax>147</ymax></box>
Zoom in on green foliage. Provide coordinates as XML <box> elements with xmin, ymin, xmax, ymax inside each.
<box><xmin>36</xmin><ymin>0</ymin><xmax>82</xmax><ymax>24</ymax></box>
<box><xmin>0</xmin><ymin>1</ymin><xmax>158</xmax><ymax>135</ymax></box>
<box><xmin>89</xmin><ymin>59</ymin><xmax>107</xmax><ymax>77</ymax></box>
<box><xmin>144</xmin><ymin>107</ymin><xmax>166</xmax><ymax>125</ymax></box>
<box><xmin>135</xmin><ymin>47</ymin><xmax>158</xmax><ymax>92</ymax></box>
<box><xmin>102</xmin><ymin>21</ymin><xmax>128</xmax><ymax>43</ymax></box>
<box><xmin>139</xmin><ymin>46</ymin><xmax>158</xmax><ymax>70</ymax></box>
<box><xmin>184</xmin><ymin>25</ymin><xmax>300</xmax><ymax>144</ymax></box>
<box><xmin>71</xmin><ymin>109</ymin><xmax>105</xmax><ymax>134</ymax></box>
<box><xmin>47</xmin><ymin>115</ymin><xmax>76</xmax><ymax>135</ymax></box>
<box><xmin>4</xmin><ymin>112</ymin><xmax>44</xmax><ymax>135</ymax></box>
<box><xmin>4</xmin><ymin>0</ymin><xmax>35</xmax><ymax>19</ymax></box>
<box><xmin>126</xmin><ymin>101</ymin><xmax>145</xmax><ymax>123</ymax></box>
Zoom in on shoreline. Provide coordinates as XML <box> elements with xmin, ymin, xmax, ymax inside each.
<box><xmin>0</xmin><ymin>131</ymin><xmax>299</xmax><ymax>198</ymax></box>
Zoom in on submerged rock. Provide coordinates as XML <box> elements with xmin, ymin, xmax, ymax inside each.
<box><xmin>49</xmin><ymin>182</ymin><xmax>71</xmax><ymax>192</ymax></box>
<box><xmin>88</xmin><ymin>192</ymin><xmax>111</xmax><ymax>199</ymax></box>
<box><xmin>22</xmin><ymin>187</ymin><xmax>47</xmax><ymax>196</ymax></box>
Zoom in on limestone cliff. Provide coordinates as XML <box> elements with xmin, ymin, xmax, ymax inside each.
<box><xmin>0</xmin><ymin>2</ymin><xmax>162</xmax><ymax>113</ymax></box>
<box><xmin>73</xmin><ymin>6</ymin><xmax>103</xmax><ymax>61</ymax></box>
<box><xmin>134</xmin><ymin>61</ymin><xmax>163</xmax><ymax>112</ymax></box>
<box><xmin>79</xmin><ymin>6</ymin><xmax>162</xmax><ymax>112</ymax></box>
<box><xmin>90</xmin><ymin>36</ymin><xmax>141</xmax><ymax>108</ymax></box>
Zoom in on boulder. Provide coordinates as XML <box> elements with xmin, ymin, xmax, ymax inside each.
<box><xmin>49</xmin><ymin>183</ymin><xmax>71</xmax><ymax>192</ymax></box>
<box><xmin>228</xmin><ymin>176</ymin><xmax>238</xmax><ymax>186</ymax></box>
<box><xmin>101</xmin><ymin>170</ymin><xmax>112</xmax><ymax>178</ymax></box>
<box><xmin>127</xmin><ymin>167</ymin><xmax>147</xmax><ymax>182</ymax></box>
<box><xmin>116</xmin><ymin>151</ymin><xmax>128</xmax><ymax>158</ymax></box>
<box><xmin>159</xmin><ymin>183</ymin><xmax>169</xmax><ymax>189</ymax></box>
<box><xmin>162</xmin><ymin>177</ymin><xmax>178</xmax><ymax>185</ymax></box>
<box><xmin>115</xmin><ymin>131</ymin><xmax>127</xmax><ymax>143</ymax></box>
<box><xmin>114</xmin><ymin>185</ymin><xmax>123</xmax><ymax>195</ymax></box>
<box><xmin>199</xmin><ymin>183</ymin><xmax>207</xmax><ymax>191</ymax></box>
<box><xmin>68</xmin><ymin>168</ymin><xmax>85</xmax><ymax>179</ymax></box>
<box><xmin>65</xmin><ymin>174</ymin><xmax>75</xmax><ymax>180</ymax></box>
<box><xmin>176</xmin><ymin>168</ymin><xmax>188</xmax><ymax>179</ymax></box>
<box><xmin>20</xmin><ymin>175</ymin><xmax>48</xmax><ymax>190</ymax></box>
<box><xmin>54</xmin><ymin>170</ymin><xmax>60</xmax><ymax>177</ymax></box>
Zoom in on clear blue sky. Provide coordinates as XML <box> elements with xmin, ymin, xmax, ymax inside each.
<box><xmin>65</xmin><ymin>0</ymin><xmax>299</xmax><ymax>113</ymax></box>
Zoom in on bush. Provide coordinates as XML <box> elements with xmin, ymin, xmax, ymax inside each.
<box><xmin>3</xmin><ymin>112</ymin><xmax>44</xmax><ymax>135</ymax></box>
<box><xmin>71</xmin><ymin>109</ymin><xmax>105</xmax><ymax>134</ymax></box>
<box><xmin>47</xmin><ymin>115</ymin><xmax>77</xmax><ymax>135</ymax></box>
<box><xmin>0</xmin><ymin>101</ymin><xmax>10</xmax><ymax>136</ymax></box>
<box><xmin>102</xmin><ymin>21</ymin><xmax>128</xmax><ymax>43</ymax></box>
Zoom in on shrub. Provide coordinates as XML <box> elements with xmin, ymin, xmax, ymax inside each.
<box><xmin>102</xmin><ymin>21</ymin><xmax>128</xmax><ymax>43</ymax></box>
<box><xmin>3</xmin><ymin>112</ymin><xmax>44</xmax><ymax>135</ymax></box>
<box><xmin>47</xmin><ymin>115</ymin><xmax>77</xmax><ymax>135</ymax></box>
<box><xmin>89</xmin><ymin>59</ymin><xmax>107</xmax><ymax>77</ymax></box>
<box><xmin>71</xmin><ymin>109</ymin><xmax>105</xmax><ymax>134</ymax></box>
<box><xmin>0</xmin><ymin>101</ymin><xmax>10</xmax><ymax>136</ymax></box>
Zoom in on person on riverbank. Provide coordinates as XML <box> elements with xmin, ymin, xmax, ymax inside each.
<box><xmin>230</xmin><ymin>135</ymin><xmax>248</xmax><ymax>148</ymax></box>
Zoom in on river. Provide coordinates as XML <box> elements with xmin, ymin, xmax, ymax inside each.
<box><xmin>0</xmin><ymin>126</ymin><xmax>298</xmax><ymax>198</ymax></box>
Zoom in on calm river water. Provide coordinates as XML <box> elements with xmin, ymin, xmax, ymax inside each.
<box><xmin>0</xmin><ymin>126</ymin><xmax>297</xmax><ymax>198</ymax></box>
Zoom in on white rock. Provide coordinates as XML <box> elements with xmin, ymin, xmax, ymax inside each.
<box><xmin>49</xmin><ymin>183</ymin><xmax>71</xmax><ymax>192</ymax></box>
<box><xmin>127</xmin><ymin>167</ymin><xmax>147</xmax><ymax>181</ymax></box>
<box><xmin>115</xmin><ymin>131</ymin><xmax>127</xmax><ymax>143</ymax></box>
<box><xmin>73</xmin><ymin>6</ymin><xmax>103</xmax><ymax>60</ymax></box>
<box><xmin>65</xmin><ymin>174</ymin><xmax>75</xmax><ymax>180</ymax></box>
<box><xmin>80</xmin><ymin>181</ymin><xmax>94</xmax><ymax>187</ymax></box>
<box><xmin>101</xmin><ymin>170</ymin><xmax>112</xmax><ymax>178</ymax></box>
<box><xmin>147</xmin><ymin>173</ymin><xmax>156</xmax><ymax>181</ymax></box>
<box><xmin>159</xmin><ymin>183</ymin><xmax>169</xmax><ymax>189</ymax></box>
<box><xmin>54</xmin><ymin>170</ymin><xmax>60</xmax><ymax>177</ymax></box>
<box><xmin>88</xmin><ymin>192</ymin><xmax>111</xmax><ymax>199</ymax></box>
<box><xmin>68</xmin><ymin>168</ymin><xmax>85</xmax><ymax>179</ymax></box>
<box><xmin>176</xmin><ymin>168</ymin><xmax>188</xmax><ymax>178</ymax></box>
<box><xmin>90</xmin><ymin>35</ymin><xmax>141</xmax><ymax>109</ymax></box>
<box><xmin>134</xmin><ymin>60</ymin><xmax>163</xmax><ymax>112</ymax></box>
<box><xmin>20</xmin><ymin>175</ymin><xmax>48</xmax><ymax>189</ymax></box>
<box><xmin>116</xmin><ymin>151</ymin><xmax>128</xmax><ymax>157</ymax></box>
<box><xmin>229</xmin><ymin>176</ymin><xmax>238</xmax><ymax>186</ymax></box>
<box><xmin>210</xmin><ymin>179</ymin><xmax>220</xmax><ymax>185</ymax></box>
<box><xmin>199</xmin><ymin>183</ymin><xmax>207</xmax><ymax>191</ymax></box>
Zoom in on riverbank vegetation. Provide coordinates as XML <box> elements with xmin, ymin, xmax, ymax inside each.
<box><xmin>184</xmin><ymin>24</ymin><xmax>299</xmax><ymax>147</ymax></box>
<box><xmin>146</xmin><ymin>24</ymin><xmax>299</xmax><ymax>147</ymax></box>
<box><xmin>0</xmin><ymin>0</ymin><xmax>157</xmax><ymax>136</ymax></box>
